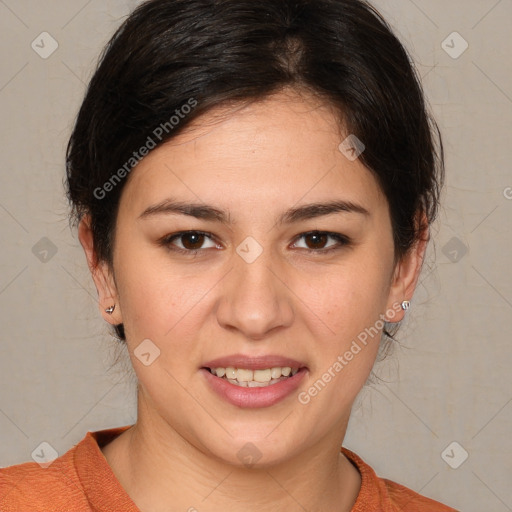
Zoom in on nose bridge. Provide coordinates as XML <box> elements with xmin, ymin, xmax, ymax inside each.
<box><xmin>215</xmin><ymin>242</ymin><xmax>294</xmax><ymax>338</ymax></box>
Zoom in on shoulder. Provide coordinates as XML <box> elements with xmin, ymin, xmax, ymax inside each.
<box><xmin>0</xmin><ymin>442</ymin><xmax>90</xmax><ymax>511</ymax></box>
<box><xmin>381</xmin><ymin>477</ymin><xmax>459</xmax><ymax>511</ymax></box>
<box><xmin>341</xmin><ymin>447</ymin><xmax>459</xmax><ymax>511</ymax></box>
<box><xmin>0</xmin><ymin>425</ymin><xmax>135</xmax><ymax>512</ymax></box>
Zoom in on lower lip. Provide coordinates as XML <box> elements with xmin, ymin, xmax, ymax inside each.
<box><xmin>201</xmin><ymin>368</ymin><xmax>307</xmax><ymax>408</ymax></box>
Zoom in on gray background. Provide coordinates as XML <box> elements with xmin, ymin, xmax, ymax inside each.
<box><xmin>0</xmin><ymin>1</ymin><xmax>511</xmax><ymax>510</ymax></box>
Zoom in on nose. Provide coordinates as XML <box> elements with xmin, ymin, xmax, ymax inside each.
<box><xmin>215</xmin><ymin>248</ymin><xmax>294</xmax><ymax>340</ymax></box>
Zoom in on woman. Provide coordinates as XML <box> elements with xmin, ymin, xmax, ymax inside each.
<box><xmin>0</xmin><ymin>0</ymin><xmax>458</xmax><ymax>510</ymax></box>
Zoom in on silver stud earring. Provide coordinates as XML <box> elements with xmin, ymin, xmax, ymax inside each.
<box><xmin>401</xmin><ymin>300</ymin><xmax>410</xmax><ymax>311</ymax></box>
<box><xmin>105</xmin><ymin>305</ymin><xmax>116</xmax><ymax>314</ymax></box>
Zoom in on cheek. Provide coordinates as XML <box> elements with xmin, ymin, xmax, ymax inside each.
<box><xmin>116</xmin><ymin>242</ymin><xmax>391</xmax><ymax>348</ymax></box>
<box><xmin>289</xmin><ymin>258</ymin><xmax>390</xmax><ymax>409</ymax></box>
<box><xmin>295</xmin><ymin>259</ymin><xmax>390</xmax><ymax>341</ymax></box>
<box><xmin>115</xmin><ymin>260</ymin><xmax>211</xmax><ymax>397</ymax></box>
<box><xmin>118</xmin><ymin>269</ymin><xmax>190</xmax><ymax>332</ymax></box>
<box><xmin>294</xmin><ymin>276</ymin><xmax>386</xmax><ymax>423</ymax></box>
<box><xmin>114</xmin><ymin>246</ymin><xmax>224</xmax><ymax>350</ymax></box>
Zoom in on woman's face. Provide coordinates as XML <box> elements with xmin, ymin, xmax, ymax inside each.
<box><xmin>86</xmin><ymin>90</ymin><xmax>421</xmax><ymax>466</ymax></box>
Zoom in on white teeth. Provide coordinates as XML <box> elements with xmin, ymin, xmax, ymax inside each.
<box><xmin>227</xmin><ymin>378</ymin><xmax>247</xmax><ymax>387</ymax></box>
<box><xmin>236</xmin><ymin>369</ymin><xmax>253</xmax><ymax>382</ymax></box>
<box><xmin>271</xmin><ymin>367</ymin><xmax>282</xmax><ymax>379</ymax></box>
<box><xmin>225</xmin><ymin>367</ymin><xmax>236</xmax><ymax>379</ymax></box>
<box><xmin>247</xmin><ymin>381</ymin><xmax>268</xmax><ymax>387</ymax></box>
<box><xmin>208</xmin><ymin>365</ymin><xmax>300</xmax><ymax>387</ymax></box>
<box><xmin>253</xmin><ymin>369</ymin><xmax>272</xmax><ymax>383</ymax></box>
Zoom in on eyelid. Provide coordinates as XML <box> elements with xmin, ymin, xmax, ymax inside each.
<box><xmin>159</xmin><ymin>230</ymin><xmax>351</xmax><ymax>255</ymax></box>
<box><xmin>159</xmin><ymin>231</ymin><xmax>220</xmax><ymax>252</ymax></box>
<box><xmin>290</xmin><ymin>231</ymin><xmax>351</xmax><ymax>253</ymax></box>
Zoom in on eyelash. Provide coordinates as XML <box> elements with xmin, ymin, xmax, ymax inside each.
<box><xmin>159</xmin><ymin>230</ymin><xmax>351</xmax><ymax>256</ymax></box>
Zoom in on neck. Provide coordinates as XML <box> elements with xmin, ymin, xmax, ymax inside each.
<box><xmin>102</xmin><ymin>405</ymin><xmax>361</xmax><ymax>512</ymax></box>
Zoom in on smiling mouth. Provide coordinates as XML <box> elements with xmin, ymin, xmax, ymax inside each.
<box><xmin>205</xmin><ymin>366</ymin><xmax>300</xmax><ymax>387</ymax></box>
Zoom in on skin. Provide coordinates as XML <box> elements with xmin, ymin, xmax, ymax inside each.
<box><xmin>79</xmin><ymin>89</ymin><xmax>427</xmax><ymax>512</ymax></box>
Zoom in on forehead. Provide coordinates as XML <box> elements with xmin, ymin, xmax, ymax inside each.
<box><xmin>120</xmin><ymin>91</ymin><xmax>387</xmax><ymax>218</ymax></box>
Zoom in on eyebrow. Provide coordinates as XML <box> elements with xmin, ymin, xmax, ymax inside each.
<box><xmin>138</xmin><ymin>198</ymin><xmax>370</xmax><ymax>224</ymax></box>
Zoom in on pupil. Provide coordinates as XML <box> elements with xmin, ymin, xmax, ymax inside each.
<box><xmin>183</xmin><ymin>233</ymin><xmax>204</xmax><ymax>250</ymax></box>
<box><xmin>307</xmin><ymin>233</ymin><xmax>327</xmax><ymax>249</ymax></box>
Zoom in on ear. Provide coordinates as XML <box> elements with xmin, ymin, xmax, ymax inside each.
<box><xmin>384</xmin><ymin>211</ymin><xmax>429</xmax><ymax>322</ymax></box>
<box><xmin>78</xmin><ymin>215</ymin><xmax>123</xmax><ymax>325</ymax></box>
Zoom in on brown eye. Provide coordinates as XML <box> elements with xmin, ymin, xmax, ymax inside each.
<box><xmin>161</xmin><ymin>231</ymin><xmax>218</xmax><ymax>253</ymax></box>
<box><xmin>292</xmin><ymin>231</ymin><xmax>350</xmax><ymax>253</ymax></box>
<box><xmin>304</xmin><ymin>232</ymin><xmax>328</xmax><ymax>250</ymax></box>
<box><xmin>180</xmin><ymin>232</ymin><xmax>206</xmax><ymax>250</ymax></box>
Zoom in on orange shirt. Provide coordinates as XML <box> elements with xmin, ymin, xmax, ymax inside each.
<box><xmin>0</xmin><ymin>425</ymin><xmax>458</xmax><ymax>511</ymax></box>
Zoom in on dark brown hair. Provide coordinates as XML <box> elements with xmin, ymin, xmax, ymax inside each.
<box><xmin>66</xmin><ymin>0</ymin><xmax>444</xmax><ymax>343</ymax></box>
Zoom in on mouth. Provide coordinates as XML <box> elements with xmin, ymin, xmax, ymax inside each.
<box><xmin>203</xmin><ymin>366</ymin><xmax>300</xmax><ymax>388</ymax></box>
<box><xmin>200</xmin><ymin>354</ymin><xmax>308</xmax><ymax>407</ymax></box>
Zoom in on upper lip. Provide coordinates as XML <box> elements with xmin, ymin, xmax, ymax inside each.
<box><xmin>202</xmin><ymin>354</ymin><xmax>307</xmax><ymax>371</ymax></box>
